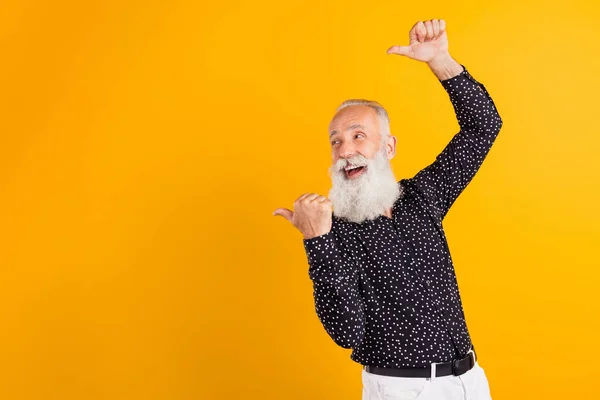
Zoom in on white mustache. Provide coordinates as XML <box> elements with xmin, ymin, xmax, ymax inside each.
<box><xmin>334</xmin><ymin>155</ymin><xmax>370</xmax><ymax>172</ymax></box>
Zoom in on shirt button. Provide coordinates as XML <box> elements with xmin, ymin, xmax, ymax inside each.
<box><xmin>425</xmin><ymin>280</ymin><xmax>431</xmax><ymax>286</ymax></box>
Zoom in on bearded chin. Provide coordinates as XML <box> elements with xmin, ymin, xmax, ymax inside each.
<box><xmin>328</xmin><ymin>151</ymin><xmax>403</xmax><ymax>224</ymax></box>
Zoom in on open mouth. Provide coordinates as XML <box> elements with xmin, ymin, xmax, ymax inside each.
<box><xmin>344</xmin><ymin>165</ymin><xmax>367</xmax><ymax>179</ymax></box>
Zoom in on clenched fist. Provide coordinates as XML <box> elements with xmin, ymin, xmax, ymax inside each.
<box><xmin>273</xmin><ymin>193</ymin><xmax>332</xmax><ymax>240</ymax></box>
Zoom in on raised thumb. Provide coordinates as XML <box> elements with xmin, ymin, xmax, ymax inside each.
<box><xmin>387</xmin><ymin>45</ymin><xmax>411</xmax><ymax>56</ymax></box>
<box><xmin>272</xmin><ymin>207</ymin><xmax>294</xmax><ymax>223</ymax></box>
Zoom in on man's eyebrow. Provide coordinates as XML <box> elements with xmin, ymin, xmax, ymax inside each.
<box><xmin>329</xmin><ymin>124</ymin><xmax>366</xmax><ymax>138</ymax></box>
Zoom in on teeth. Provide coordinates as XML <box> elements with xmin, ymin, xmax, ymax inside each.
<box><xmin>345</xmin><ymin>165</ymin><xmax>364</xmax><ymax>171</ymax></box>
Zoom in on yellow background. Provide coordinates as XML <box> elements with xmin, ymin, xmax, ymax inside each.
<box><xmin>0</xmin><ymin>0</ymin><xmax>598</xmax><ymax>399</ymax></box>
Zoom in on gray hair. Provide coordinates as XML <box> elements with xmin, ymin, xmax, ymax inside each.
<box><xmin>335</xmin><ymin>99</ymin><xmax>391</xmax><ymax>147</ymax></box>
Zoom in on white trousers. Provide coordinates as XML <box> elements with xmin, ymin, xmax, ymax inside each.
<box><xmin>361</xmin><ymin>361</ymin><xmax>492</xmax><ymax>400</ymax></box>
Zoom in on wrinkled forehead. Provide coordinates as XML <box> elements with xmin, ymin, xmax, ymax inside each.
<box><xmin>329</xmin><ymin>105</ymin><xmax>380</xmax><ymax>136</ymax></box>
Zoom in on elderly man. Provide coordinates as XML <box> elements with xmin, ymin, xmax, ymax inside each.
<box><xmin>273</xmin><ymin>19</ymin><xmax>502</xmax><ymax>400</ymax></box>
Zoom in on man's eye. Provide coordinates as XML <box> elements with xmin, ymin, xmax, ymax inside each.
<box><xmin>355</xmin><ymin>133</ymin><xmax>364</xmax><ymax>138</ymax></box>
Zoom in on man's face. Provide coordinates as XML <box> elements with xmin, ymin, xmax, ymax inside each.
<box><xmin>328</xmin><ymin>105</ymin><xmax>394</xmax><ymax>176</ymax></box>
<box><xmin>327</xmin><ymin>105</ymin><xmax>401</xmax><ymax>223</ymax></box>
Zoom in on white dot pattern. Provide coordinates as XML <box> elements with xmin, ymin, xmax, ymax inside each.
<box><xmin>303</xmin><ymin>66</ymin><xmax>503</xmax><ymax>368</ymax></box>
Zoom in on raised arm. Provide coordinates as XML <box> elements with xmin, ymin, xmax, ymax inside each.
<box><xmin>407</xmin><ymin>60</ymin><xmax>503</xmax><ymax>220</ymax></box>
<box><xmin>388</xmin><ymin>20</ymin><xmax>503</xmax><ymax>221</ymax></box>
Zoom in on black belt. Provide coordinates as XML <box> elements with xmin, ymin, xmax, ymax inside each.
<box><xmin>363</xmin><ymin>346</ymin><xmax>477</xmax><ymax>378</ymax></box>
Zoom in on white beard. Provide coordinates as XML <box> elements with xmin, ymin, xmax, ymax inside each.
<box><xmin>328</xmin><ymin>148</ymin><xmax>402</xmax><ymax>224</ymax></box>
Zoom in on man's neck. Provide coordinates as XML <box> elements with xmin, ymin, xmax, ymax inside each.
<box><xmin>383</xmin><ymin>207</ymin><xmax>392</xmax><ymax>219</ymax></box>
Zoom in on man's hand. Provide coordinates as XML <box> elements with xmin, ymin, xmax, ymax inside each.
<box><xmin>273</xmin><ymin>193</ymin><xmax>333</xmax><ymax>240</ymax></box>
<box><xmin>387</xmin><ymin>19</ymin><xmax>463</xmax><ymax>81</ymax></box>
<box><xmin>387</xmin><ymin>19</ymin><xmax>449</xmax><ymax>63</ymax></box>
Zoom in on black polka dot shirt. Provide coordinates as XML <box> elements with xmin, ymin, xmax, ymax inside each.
<box><xmin>303</xmin><ymin>65</ymin><xmax>503</xmax><ymax>368</ymax></box>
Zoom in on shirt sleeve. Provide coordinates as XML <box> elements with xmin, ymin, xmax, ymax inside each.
<box><xmin>303</xmin><ymin>230</ymin><xmax>365</xmax><ymax>349</ymax></box>
<box><xmin>404</xmin><ymin>65</ymin><xmax>503</xmax><ymax>221</ymax></box>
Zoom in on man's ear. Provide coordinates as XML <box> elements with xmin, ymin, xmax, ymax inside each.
<box><xmin>386</xmin><ymin>135</ymin><xmax>397</xmax><ymax>160</ymax></box>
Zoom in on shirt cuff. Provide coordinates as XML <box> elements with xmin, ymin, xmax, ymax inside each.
<box><xmin>303</xmin><ymin>230</ymin><xmax>339</xmax><ymax>267</ymax></box>
<box><xmin>439</xmin><ymin>64</ymin><xmax>491</xmax><ymax>104</ymax></box>
<box><xmin>438</xmin><ymin>64</ymin><xmax>469</xmax><ymax>83</ymax></box>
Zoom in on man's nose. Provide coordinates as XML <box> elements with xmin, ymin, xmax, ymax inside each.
<box><xmin>339</xmin><ymin>142</ymin><xmax>356</xmax><ymax>158</ymax></box>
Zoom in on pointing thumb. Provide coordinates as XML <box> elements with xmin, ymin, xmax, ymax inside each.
<box><xmin>387</xmin><ymin>46</ymin><xmax>411</xmax><ymax>57</ymax></box>
<box><xmin>273</xmin><ymin>208</ymin><xmax>293</xmax><ymax>223</ymax></box>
